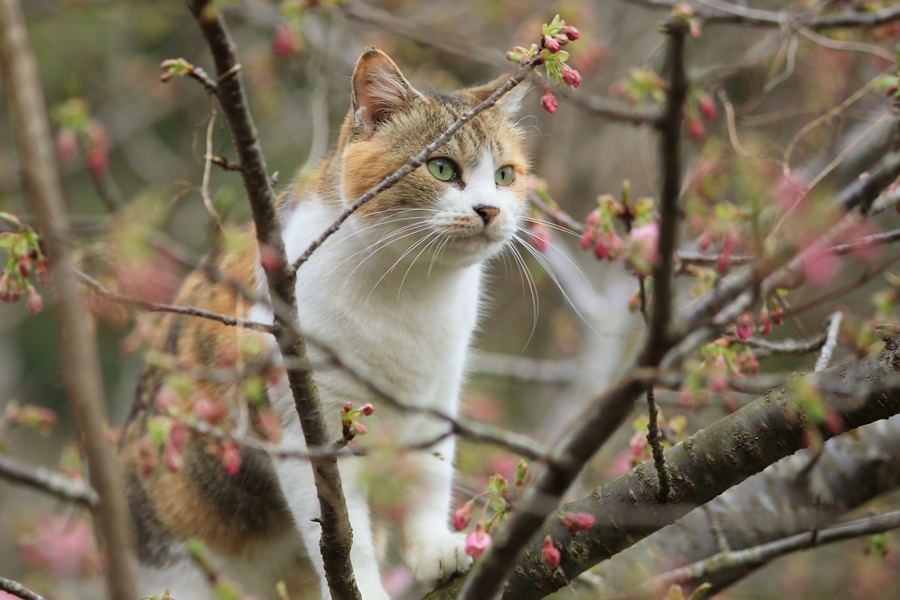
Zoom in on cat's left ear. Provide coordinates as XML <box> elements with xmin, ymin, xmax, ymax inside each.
<box><xmin>351</xmin><ymin>48</ymin><xmax>421</xmax><ymax>135</ymax></box>
<box><xmin>468</xmin><ymin>76</ymin><xmax>531</xmax><ymax>119</ymax></box>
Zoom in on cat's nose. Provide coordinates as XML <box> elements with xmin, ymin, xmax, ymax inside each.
<box><xmin>473</xmin><ymin>204</ymin><xmax>500</xmax><ymax>226</ymax></box>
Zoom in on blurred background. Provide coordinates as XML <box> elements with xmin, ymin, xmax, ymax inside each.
<box><xmin>1</xmin><ymin>0</ymin><xmax>899</xmax><ymax>598</ymax></box>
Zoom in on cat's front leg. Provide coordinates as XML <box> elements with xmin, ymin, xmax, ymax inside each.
<box><xmin>274</xmin><ymin>423</ymin><xmax>389</xmax><ymax>600</ymax></box>
<box><xmin>400</xmin><ymin>432</ymin><xmax>472</xmax><ymax>587</ymax></box>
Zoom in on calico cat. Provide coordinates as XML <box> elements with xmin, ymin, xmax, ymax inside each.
<box><xmin>119</xmin><ymin>48</ymin><xmax>529</xmax><ymax>599</ymax></box>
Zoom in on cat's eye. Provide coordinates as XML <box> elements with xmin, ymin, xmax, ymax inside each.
<box><xmin>428</xmin><ymin>158</ymin><xmax>458</xmax><ymax>182</ymax></box>
<box><xmin>495</xmin><ymin>165</ymin><xmax>515</xmax><ymax>186</ymax></box>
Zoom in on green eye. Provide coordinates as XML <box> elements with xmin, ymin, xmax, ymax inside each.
<box><xmin>428</xmin><ymin>158</ymin><xmax>458</xmax><ymax>182</ymax></box>
<box><xmin>495</xmin><ymin>165</ymin><xmax>515</xmax><ymax>186</ymax></box>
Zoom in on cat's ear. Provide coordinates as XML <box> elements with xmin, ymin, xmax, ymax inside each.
<box><xmin>468</xmin><ymin>75</ymin><xmax>531</xmax><ymax>118</ymax></box>
<box><xmin>351</xmin><ymin>48</ymin><xmax>420</xmax><ymax>134</ymax></box>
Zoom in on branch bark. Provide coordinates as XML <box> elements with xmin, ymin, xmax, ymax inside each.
<box><xmin>0</xmin><ymin>454</ymin><xmax>97</xmax><ymax>508</ymax></box>
<box><xmin>476</xmin><ymin>339</ymin><xmax>900</xmax><ymax>599</ymax></box>
<box><xmin>0</xmin><ymin>1</ymin><xmax>136</xmax><ymax>598</ymax></box>
<box><xmin>185</xmin><ymin>2</ymin><xmax>359</xmax><ymax>596</ymax></box>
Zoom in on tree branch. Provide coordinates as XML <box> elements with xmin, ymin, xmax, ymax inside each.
<box><xmin>185</xmin><ymin>2</ymin><xmax>359</xmax><ymax>596</ymax></box>
<box><xmin>0</xmin><ymin>2</ymin><xmax>136</xmax><ymax>598</ymax></box>
<box><xmin>0</xmin><ymin>454</ymin><xmax>97</xmax><ymax>508</ymax></box>
<box><xmin>468</xmin><ymin>337</ymin><xmax>900</xmax><ymax>599</ymax></box>
<box><xmin>0</xmin><ymin>577</ymin><xmax>46</xmax><ymax>600</ymax></box>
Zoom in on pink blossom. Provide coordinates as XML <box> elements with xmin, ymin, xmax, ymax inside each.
<box><xmin>800</xmin><ymin>241</ymin><xmax>840</xmax><ymax>287</ymax></box>
<box><xmin>273</xmin><ymin>23</ymin><xmax>300</xmax><ymax>58</ymax></box>
<box><xmin>735</xmin><ymin>311</ymin><xmax>754</xmax><ymax>342</ymax></box>
<box><xmin>465</xmin><ymin>524</ymin><xmax>492</xmax><ymax>559</ymax></box>
<box><xmin>543</xmin><ymin>35</ymin><xmax>560</xmax><ymax>53</ymax></box>
<box><xmin>453</xmin><ymin>500</ymin><xmax>473</xmax><ymax>532</ymax></box>
<box><xmin>560</xmin><ymin>512</ymin><xmax>595</xmax><ymax>533</ymax></box>
<box><xmin>698</xmin><ymin>93</ymin><xmax>716</xmax><ymax>120</ymax></box>
<box><xmin>758</xmin><ymin>308</ymin><xmax>771</xmax><ymax>336</ymax></box>
<box><xmin>542</xmin><ymin>535</ymin><xmax>561</xmax><ymax>568</ymax></box>
<box><xmin>361</xmin><ymin>403</ymin><xmax>375</xmax><ymax>416</ymax></box>
<box><xmin>628</xmin><ymin>222</ymin><xmax>660</xmax><ymax>273</ymax></box>
<box><xmin>19</xmin><ymin>516</ymin><xmax>99</xmax><ymax>578</ymax></box>
<box><xmin>686</xmin><ymin>117</ymin><xmax>704</xmax><ymax>141</ymax></box>
<box><xmin>561</xmin><ymin>65</ymin><xmax>582</xmax><ymax>88</ymax></box>
<box><xmin>594</xmin><ymin>231</ymin><xmax>623</xmax><ymax>261</ymax></box>
<box><xmin>561</xmin><ymin>25</ymin><xmax>580</xmax><ymax>41</ymax></box>
<box><xmin>530</xmin><ymin>221</ymin><xmax>552</xmax><ymax>252</ymax></box>
<box><xmin>220</xmin><ymin>441</ymin><xmax>242</xmax><ymax>477</ymax></box>
<box><xmin>351</xmin><ymin>421</ymin><xmax>368</xmax><ymax>436</ymax></box>
<box><xmin>25</xmin><ymin>286</ymin><xmax>43</xmax><ymax>315</ymax></box>
<box><xmin>715</xmin><ymin>248</ymin><xmax>731</xmax><ymax>276</ymax></box>
<box><xmin>541</xmin><ymin>90</ymin><xmax>558</xmax><ymax>114</ymax></box>
<box><xmin>194</xmin><ymin>395</ymin><xmax>226</xmax><ymax>425</ymax></box>
<box><xmin>56</xmin><ymin>128</ymin><xmax>78</xmax><ymax>163</ymax></box>
<box><xmin>580</xmin><ymin>228</ymin><xmax>595</xmax><ymax>251</ymax></box>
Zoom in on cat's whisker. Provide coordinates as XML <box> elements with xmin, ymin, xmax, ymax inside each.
<box><xmin>511</xmin><ymin>233</ymin><xmax>600</xmax><ymax>337</ymax></box>
<box><xmin>399</xmin><ymin>228</ymin><xmax>450</xmax><ymax>301</ymax></box>
<box><xmin>366</xmin><ymin>229</ymin><xmax>442</xmax><ymax>302</ymax></box>
<box><xmin>505</xmin><ymin>242</ymin><xmax>540</xmax><ymax>348</ymax></box>
<box><xmin>520</xmin><ymin>216</ymin><xmax>582</xmax><ymax>239</ymax></box>
<box><xmin>338</xmin><ymin>224</ymin><xmax>434</xmax><ymax>298</ymax></box>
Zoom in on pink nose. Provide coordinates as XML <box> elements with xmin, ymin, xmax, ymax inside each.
<box><xmin>473</xmin><ymin>204</ymin><xmax>500</xmax><ymax>225</ymax></box>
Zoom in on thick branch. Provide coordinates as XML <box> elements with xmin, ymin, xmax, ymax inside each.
<box><xmin>595</xmin><ymin>413</ymin><xmax>900</xmax><ymax>597</ymax></box>
<box><xmin>185</xmin><ymin>2</ymin><xmax>359</xmax><ymax>596</ymax></box>
<box><xmin>0</xmin><ymin>2</ymin><xmax>136</xmax><ymax>598</ymax></box>
<box><xmin>466</xmin><ymin>338</ymin><xmax>900</xmax><ymax>599</ymax></box>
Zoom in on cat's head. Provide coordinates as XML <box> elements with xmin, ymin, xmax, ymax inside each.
<box><xmin>336</xmin><ymin>48</ymin><xmax>530</xmax><ymax>268</ymax></box>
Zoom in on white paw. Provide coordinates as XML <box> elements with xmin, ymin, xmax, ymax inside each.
<box><xmin>405</xmin><ymin>530</ymin><xmax>473</xmax><ymax>587</ymax></box>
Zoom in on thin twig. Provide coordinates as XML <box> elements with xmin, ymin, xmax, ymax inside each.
<box><xmin>0</xmin><ymin>577</ymin><xmax>47</xmax><ymax>600</ymax></box>
<box><xmin>814</xmin><ymin>312</ymin><xmax>844</xmax><ymax>372</ymax></box>
<box><xmin>640</xmin><ymin>511</ymin><xmax>900</xmax><ymax>592</ymax></box>
<box><xmin>0</xmin><ymin>2</ymin><xmax>137</xmax><ymax>598</ymax></box>
<box><xmin>75</xmin><ymin>268</ymin><xmax>276</xmax><ymax>333</ymax></box>
<box><xmin>0</xmin><ymin>454</ymin><xmax>97</xmax><ymax>508</ymax></box>
<box><xmin>291</xmin><ymin>55</ymin><xmax>544</xmax><ymax>272</ymax></box>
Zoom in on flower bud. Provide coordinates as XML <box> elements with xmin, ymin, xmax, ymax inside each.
<box><xmin>561</xmin><ymin>25</ymin><xmax>580</xmax><ymax>41</ymax></box>
<box><xmin>542</xmin><ymin>535</ymin><xmax>561</xmax><ymax>568</ymax></box>
<box><xmin>465</xmin><ymin>524</ymin><xmax>492</xmax><ymax>559</ymax></box>
<box><xmin>360</xmin><ymin>403</ymin><xmax>375</xmax><ymax>416</ymax></box>
<box><xmin>541</xmin><ymin>89</ymin><xmax>558</xmax><ymax>114</ymax></box>
<box><xmin>698</xmin><ymin>93</ymin><xmax>717</xmax><ymax>120</ymax></box>
<box><xmin>561</xmin><ymin>65</ymin><xmax>581</xmax><ymax>88</ymax></box>
<box><xmin>220</xmin><ymin>441</ymin><xmax>241</xmax><ymax>477</ymax></box>
<box><xmin>453</xmin><ymin>500</ymin><xmax>473</xmax><ymax>531</ymax></box>
<box><xmin>686</xmin><ymin>116</ymin><xmax>705</xmax><ymax>141</ymax></box>
<box><xmin>543</xmin><ymin>35</ymin><xmax>560</xmax><ymax>53</ymax></box>
<box><xmin>560</xmin><ymin>512</ymin><xmax>595</xmax><ymax>533</ymax></box>
<box><xmin>735</xmin><ymin>311</ymin><xmax>754</xmax><ymax>342</ymax></box>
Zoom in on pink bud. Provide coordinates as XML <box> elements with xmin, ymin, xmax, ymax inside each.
<box><xmin>686</xmin><ymin>117</ymin><xmax>704</xmax><ymax>141</ymax></box>
<box><xmin>543</xmin><ymin>35</ymin><xmax>560</xmax><ymax>53</ymax></box>
<box><xmin>561</xmin><ymin>25</ymin><xmax>580</xmax><ymax>41</ymax></box>
<box><xmin>351</xmin><ymin>421</ymin><xmax>368</xmax><ymax>436</ymax></box>
<box><xmin>194</xmin><ymin>395</ymin><xmax>226</xmax><ymax>425</ymax></box>
<box><xmin>258</xmin><ymin>244</ymin><xmax>281</xmax><ymax>274</ymax></box>
<box><xmin>342</xmin><ymin>402</ymin><xmax>353</xmax><ymax>413</ymax></box>
<box><xmin>360</xmin><ymin>403</ymin><xmax>375</xmax><ymax>416</ymax></box>
<box><xmin>560</xmin><ymin>512</ymin><xmax>595</xmax><ymax>533</ymax></box>
<box><xmin>36</xmin><ymin>257</ymin><xmax>49</xmax><ymax>286</ymax></box>
<box><xmin>735</xmin><ymin>311</ymin><xmax>754</xmax><ymax>342</ymax></box>
<box><xmin>800</xmin><ymin>241</ymin><xmax>840</xmax><ymax>287</ymax></box>
<box><xmin>85</xmin><ymin>123</ymin><xmax>110</xmax><ymax>178</ymax></box>
<box><xmin>541</xmin><ymin>90</ymin><xmax>558</xmax><ymax>114</ymax></box>
<box><xmin>758</xmin><ymin>308</ymin><xmax>771</xmax><ymax>336</ymax></box>
<box><xmin>710</xmin><ymin>372</ymin><xmax>728</xmax><ymax>394</ymax></box>
<box><xmin>580</xmin><ymin>228</ymin><xmax>595</xmax><ymax>251</ymax></box>
<box><xmin>715</xmin><ymin>249</ymin><xmax>731</xmax><ymax>276</ymax></box>
<box><xmin>220</xmin><ymin>441</ymin><xmax>241</xmax><ymax>477</ymax></box>
<box><xmin>164</xmin><ymin>438</ymin><xmax>183</xmax><ymax>473</ymax></box>
<box><xmin>542</xmin><ymin>535</ymin><xmax>561</xmax><ymax>568</ymax></box>
<box><xmin>561</xmin><ymin>65</ymin><xmax>582</xmax><ymax>88</ymax></box>
<box><xmin>771</xmin><ymin>302</ymin><xmax>783</xmax><ymax>325</ymax></box>
<box><xmin>56</xmin><ymin>128</ymin><xmax>78</xmax><ymax>163</ymax></box>
<box><xmin>453</xmin><ymin>500</ymin><xmax>473</xmax><ymax>531</ymax></box>
<box><xmin>25</xmin><ymin>286</ymin><xmax>43</xmax><ymax>314</ymax></box>
<box><xmin>154</xmin><ymin>387</ymin><xmax>177</xmax><ymax>413</ymax></box>
<box><xmin>465</xmin><ymin>524</ymin><xmax>492</xmax><ymax>559</ymax></box>
<box><xmin>273</xmin><ymin>23</ymin><xmax>300</xmax><ymax>58</ymax></box>
<box><xmin>530</xmin><ymin>221</ymin><xmax>552</xmax><ymax>252</ymax></box>
<box><xmin>698</xmin><ymin>93</ymin><xmax>717</xmax><ymax>121</ymax></box>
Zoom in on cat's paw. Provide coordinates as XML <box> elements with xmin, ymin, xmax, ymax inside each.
<box><xmin>405</xmin><ymin>530</ymin><xmax>473</xmax><ymax>587</ymax></box>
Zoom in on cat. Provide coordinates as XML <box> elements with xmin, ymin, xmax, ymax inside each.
<box><xmin>119</xmin><ymin>48</ymin><xmax>530</xmax><ymax>600</ymax></box>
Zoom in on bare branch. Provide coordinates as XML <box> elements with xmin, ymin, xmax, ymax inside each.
<box><xmin>185</xmin><ymin>1</ymin><xmax>359</xmax><ymax>595</ymax></box>
<box><xmin>0</xmin><ymin>454</ymin><xmax>97</xmax><ymax>508</ymax></box>
<box><xmin>0</xmin><ymin>2</ymin><xmax>137</xmax><ymax>598</ymax></box>
<box><xmin>0</xmin><ymin>577</ymin><xmax>47</xmax><ymax>600</ymax></box>
<box><xmin>75</xmin><ymin>268</ymin><xmax>277</xmax><ymax>333</ymax></box>
<box><xmin>814</xmin><ymin>311</ymin><xmax>844</xmax><ymax>372</ymax></box>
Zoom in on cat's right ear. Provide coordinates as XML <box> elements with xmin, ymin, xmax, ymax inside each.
<box><xmin>351</xmin><ymin>49</ymin><xmax>420</xmax><ymax>136</ymax></box>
